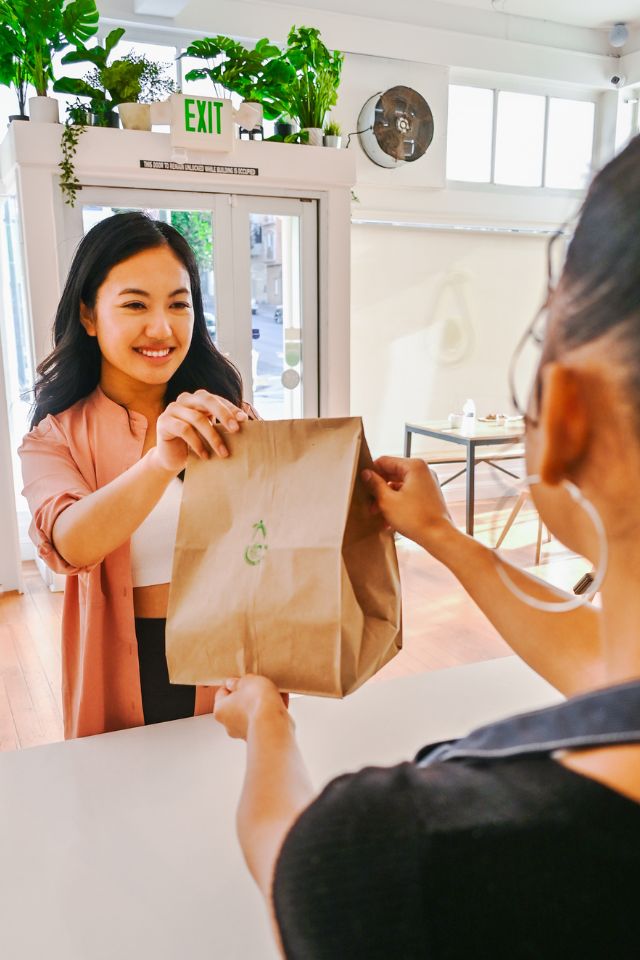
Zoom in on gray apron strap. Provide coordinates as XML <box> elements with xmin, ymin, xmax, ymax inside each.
<box><xmin>417</xmin><ymin>676</ymin><xmax>640</xmax><ymax>768</ymax></box>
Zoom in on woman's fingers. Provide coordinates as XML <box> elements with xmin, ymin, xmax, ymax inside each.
<box><xmin>177</xmin><ymin>391</ymin><xmax>248</xmax><ymax>432</ymax></box>
<box><xmin>373</xmin><ymin>456</ymin><xmax>411</xmax><ymax>482</ymax></box>
<box><xmin>162</xmin><ymin>404</ymin><xmax>230</xmax><ymax>459</ymax></box>
<box><xmin>162</xmin><ymin>414</ymin><xmax>220</xmax><ymax>460</ymax></box>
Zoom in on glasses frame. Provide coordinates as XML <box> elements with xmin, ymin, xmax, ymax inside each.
<box><xmin>508</xmin><ymin>228</ymin><xmax>568</xmax><ymax>420</ymax></box>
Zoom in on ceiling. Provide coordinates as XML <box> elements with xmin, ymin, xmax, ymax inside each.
<box><xmin>429</xmin><ymin>0</ymin><xmax>640</xmax><ymax>30</ymax></box>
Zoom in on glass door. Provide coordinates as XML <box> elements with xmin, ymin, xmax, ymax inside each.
<box><xmin>230</xmin><ymin>196</ymin><xmax>318</xmax><ymax>419</ymax></box>
<box><xmin>62</xmin><ymin>188</ymin><xmax>318</xmax><ymax>419</ymax></box>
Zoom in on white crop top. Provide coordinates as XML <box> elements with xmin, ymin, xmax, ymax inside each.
<box><xmin>130</xmin><ymin>477</ymin><xmax>183</xmax><ymax>588</ymax></box>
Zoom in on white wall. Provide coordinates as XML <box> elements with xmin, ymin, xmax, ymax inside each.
<box><xmin>350</xmin><ymin>223</ymin><xmax>550</xmax><ymax>459</ymax></box>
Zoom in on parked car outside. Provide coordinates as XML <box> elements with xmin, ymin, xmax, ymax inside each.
<box><xmin>204</xmin><ymin>312</ymin><xmax>217</xmax><ymax>339</ymax></box>
<box><xmin>251</xmin><ymin>298</ymin><xmax>259</xmax><ymax>314</ymax></box>
<box><xmin>274</xmin><ymin>305</ymin><xmax>283</xmax><ymax>324</ymax></box>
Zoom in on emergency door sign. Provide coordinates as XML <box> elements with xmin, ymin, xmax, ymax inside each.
<box><xmin>170</xmin><ymin>93</ymin><xmax>234</xmax><ymax>152</ymax></box>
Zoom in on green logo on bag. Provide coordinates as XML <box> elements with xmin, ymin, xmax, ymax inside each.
<box><xmin>245</xmin><ymin>521</ymin><xmax>268</xmax><ymax>565</ymax></box>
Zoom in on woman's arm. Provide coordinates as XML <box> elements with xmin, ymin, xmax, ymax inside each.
<box><xmin>214</xmin><ymin>677</ymin><xmax>315</xmax><ymax>901</ymax></box>
<box><xmin>363</xmin><ymin>458</ymin><xmax>604</xmax><ymax>696</ymax></box>
<box><xmin>53</xmin><ymin>391</ymin><xmax>247</xmax><ymax>569</ymax></box>
<box><xmin>53</xmin><ymin>448</ymin><xmax>179</xmax><ymax>568</ymax></box>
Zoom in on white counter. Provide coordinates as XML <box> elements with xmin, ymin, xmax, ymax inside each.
<box><xmin>0</xmin><ymin>656</ymin><xmax>562</xmax><ymax>960</ymax></box>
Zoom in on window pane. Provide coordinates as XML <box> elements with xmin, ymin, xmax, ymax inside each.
<box><xmin>81</xmin><ymin>206</ymin><xmax>216</xmax><ymax>343</ymax></box>
<box><xmin>545</xmin><ymin>98</ymin><xmax>594</xmax><ymax>189</ymax></box>
<box><xmin>615</xmin><ymin>97</ymin><xmax>636</xmax><ymax>153</ymax></box>
<box><xmin>494</xmin><ymin>91</ymin><xmax>545</xmax><ymax>187</ymax></box>
<box><xmin>250</xmin><ymin>214</ymin><xmax>302</xmax><ymax>420</ymax></box>
<box><xmin>446</xmin><ymin>85</ymin><xmax>493</xmax><ymax>182</ymax></box>
<box><xmin>0</xmin><ymin>197</ymin><xmax>34</xmax><ymax>509</ymax></box>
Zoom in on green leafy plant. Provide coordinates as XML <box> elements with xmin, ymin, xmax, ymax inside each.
<box><xmin>264</xmin><ymin>129</ymin><xmax>309</xmax><ymax>144</ymax></box>
<box><xmin>169</xmin><ymin>210</ymin><xmax>212</xmax><ymax>270</ymax></box>
<box><xmin>59</xmin><ymin>99</ymin><xmax>88</xmax><ymax>206</ymax></box>
<box><xmin>55</xmin><ymin>33</ymin><xmax>175</xmax><ymax>122</ymax></box>
<box><xmin>284</xmin><ymin>26</ymin><xmax>343</xmax><ymax>130</ymax></box>
<box><xmin>324</xmin><ymin>119</ymin><xmax>341</xmax><ymax>136</ymax></box>
<box><xmin>180</xmin><ymin>36</ymin><xmax>294</xmax><ymax>120</ymax></box>
<box><xmin>2</xmin><ymin>0</ymin><xmax>99</xmax><ymax>98</ymax></box>
<box><xmin>0</xmin><ymin>4</ymin><xmax>31</xmax><ymax>115</ymax></box>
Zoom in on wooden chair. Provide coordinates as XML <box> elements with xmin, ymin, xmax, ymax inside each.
<box><xmin>494</xmin><ymin>488</ymin><xmax>551</xmax><ymax>565</ymax></box>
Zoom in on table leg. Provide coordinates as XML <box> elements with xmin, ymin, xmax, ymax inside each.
<box><xmin>404</xmin><ymin>426</ymin><xmax>412</xmax><ymax>458</ymax></box>
<box><xmin>466</xmin><ymin>442</ymin><xmax>475</xmax><ymax>536</ymax></box>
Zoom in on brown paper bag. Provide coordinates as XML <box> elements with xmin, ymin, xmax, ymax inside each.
<box><xmin>166</xmin><ymin>417</ymin><xmax>402</xmax><ymax>697</ymax></box>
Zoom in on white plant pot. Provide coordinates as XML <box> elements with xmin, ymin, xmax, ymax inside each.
<box><xmin>119</xmin><ymin>103</ymin><xmax>151</xmax><ymax>131</ymax></box>
<box><xmin>302</xmin><ymin>126</ymin><xmax>323</xmax><ymax>147</ymax></box>
<box><xmin>323</xmin><ymin>135</ymin><xmax>342</xmax><ymax>148</ymax></box>
<box><xmin>29</xmin><ymin>96</ymin><xmax>59</xmax><ymax>124</ymax></box>
<box><xmin>235</xmin><ymin>100</ymin><xmax>262</xmax><ymax>130</ymax></box>
<box><xmin>150</xmin><ymin>99</ymin><xmax>172</xmax><ymax>126</ymax></box>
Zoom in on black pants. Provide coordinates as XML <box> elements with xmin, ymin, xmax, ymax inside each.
<box><xmin>135</xmin><ymin>618</ymin><xmax>196</xmax><ymax>724</ymax></box>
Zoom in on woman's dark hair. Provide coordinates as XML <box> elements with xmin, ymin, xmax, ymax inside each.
<box><xmin>556</xmin><ymin>134</ymin><xmax>640</xmax><ymax>362</ymax></box>
<box><xmin>30</xmin><ymin>212</ymin><xmax>243</xmax><ymax>427</ymax></box>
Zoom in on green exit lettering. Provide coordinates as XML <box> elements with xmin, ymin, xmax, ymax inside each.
<box><xmin>184</xmin><ymin>97</ymin><xmax>222</xmax><ymax>135</ymax></box>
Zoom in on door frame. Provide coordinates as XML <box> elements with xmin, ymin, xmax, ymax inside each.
<box><xmin>60</xmin><ymin>186</ymin><xmax>319</xmax><ymax>417</ymax></box>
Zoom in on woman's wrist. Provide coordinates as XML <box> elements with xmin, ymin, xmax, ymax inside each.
<box><xmin>145</xmin><ymin>446</ymin><xmax>184</xmax><ymax>480</ymax></box>
<box><xmin>248</xmin><ymin>702</ymin><xmax>296</xmax><ymax>742</ymax></box>
<box><xmin>416</xmin><ymin>520</ymin><xmax>475</xmax><ymax>567</ymax></box>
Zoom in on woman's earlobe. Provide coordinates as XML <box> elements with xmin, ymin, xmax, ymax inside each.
<box><xmin>539</xmin><ymin>364</ymin><xmax>589</xmax><ymax>485</ymax></box>
<box><xmin>79</xmin><ymin>304</ymin><xmax>97</xmax><ymax>337</ymax></box>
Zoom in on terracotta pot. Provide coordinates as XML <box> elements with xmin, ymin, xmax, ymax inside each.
<box><xmin>302</xmin><ymin>126</ymin><xmax>323</xmax><ymax>147</ymax></box>
<box><xmin>29</xmin><ymin>96</ymin><xmax>59</xmax><ymax>123</ymax></box>
<box><xmin>118</xmin><ymin>102</ymin><xmax>151</xmax><ymax>131</ymax></box>
<box><xmin>323</xmin><ymin>135</ymin><xmax>342</xmax><ymax>148</ymax></box>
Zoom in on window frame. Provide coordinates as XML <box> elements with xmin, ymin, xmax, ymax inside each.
<box><xmin>446</xmin><ymin>81</ymin><xmax>599</xmax><ymax>195</ymax></box>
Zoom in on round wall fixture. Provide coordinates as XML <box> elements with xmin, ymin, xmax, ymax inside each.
<box><xmin>357</xmin><ymin>86</ymin><xmax>434</xmax><ymax>169</ymax></box>
<box><xmin>609</xmin><ymin>23</ymin><xmax>629</xmax><ymax>48</ymax></box>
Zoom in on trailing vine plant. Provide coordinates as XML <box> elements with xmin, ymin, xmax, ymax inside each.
<box><xmin>59</xmin><ymin>101</ymin><xmax>87</xmax><ymax>206</ymax></box>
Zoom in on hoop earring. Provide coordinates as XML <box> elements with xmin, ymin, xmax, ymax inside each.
<box><xmin>495</xmin><ymin>475</ymin><xmax>608</xmax><ymax>613</ymax></box>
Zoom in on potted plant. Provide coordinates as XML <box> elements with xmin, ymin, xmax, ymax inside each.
<box><xmin>180</xmin><ymin>35</ymin><xmax>295</xmax><ymax>128</ymax></box>
<box><xmin>323</xmin><ymin>119</ymin><xmax>342</xmax><ymax>148</ymax></box>
<box><xmin>56</xmin><ymin>34</ymin><xmax>175</xmax><ymax>129</ymax></box>
<box><xmin>4</xmin><ymin>0</ymin><xmax>99</xmax><ymax>123</ymax></box>
<box><xmin>283</xmin><ymin>26</ymin><xmax>343</xmax><ymax>146</ymax></box>
<box><xmin>110</xmin><ymin>53</ymin><xmax>175</xmax><ymax>130</ymax></box>
<box><xmin>0</xmin><ymin>5</ymin><xmax>31</xmax><ymax>120</ymax></box>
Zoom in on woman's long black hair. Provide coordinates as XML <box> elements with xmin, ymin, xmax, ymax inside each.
<box><xmin>30</xmin><ymin>212</ymin><xmax>243</xmax><ymax>428</ymax></box>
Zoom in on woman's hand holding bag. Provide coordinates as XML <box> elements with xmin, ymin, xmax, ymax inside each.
<box><xmin>153</xmin><ymin>390</ymin><xmax>248</xmax><ymax>472</ymax></box>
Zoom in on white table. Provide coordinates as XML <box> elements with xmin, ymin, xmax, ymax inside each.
<box><xmin>0</xmin><ymin>657</ymin><xmax>562</xmax><ymax>960</ymax></box>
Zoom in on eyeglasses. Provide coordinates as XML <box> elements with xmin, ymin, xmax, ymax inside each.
<box><xmin>508</xmin><ymin>229</ymin><xmax>566</xmax><ymax>419</ymax></box>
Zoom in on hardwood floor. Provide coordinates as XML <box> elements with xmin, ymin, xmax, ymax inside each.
<box><xmin>0</xmin><ymin>497</ymin><xmax>588</xmax><ymax>752</ymax></box>
<box><xmin>0</xmin><ymin>562</ymin><xmax>64</xmax><ymax>752</ymax></box>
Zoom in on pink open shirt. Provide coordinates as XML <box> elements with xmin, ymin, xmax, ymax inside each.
<box><xmin>18</xmin><ymin>387</ymin><xmax>217</xmax><ymax>739</ymax></box>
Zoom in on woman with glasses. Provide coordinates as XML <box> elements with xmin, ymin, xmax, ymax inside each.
<box><xmin>214</xmin><ymin>135</ymin><xmax>640</xmax><ymax>957</ymax></box>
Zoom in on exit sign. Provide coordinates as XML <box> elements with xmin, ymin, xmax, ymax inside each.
<box><xmin>170</xmin><ymin>93</ymin><xmax>234</xmax><ymax>152</ymax></box>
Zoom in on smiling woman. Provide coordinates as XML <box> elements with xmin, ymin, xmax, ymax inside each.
<box><xmin>18</xmin><ymin>212</ymin><xmax>256</xmax><ymax>738</ymax></box>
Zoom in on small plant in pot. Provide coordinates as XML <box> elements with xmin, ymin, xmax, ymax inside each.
<box><xmin>323</xmin><ymin>119</ymin><xmax>342</xmax><ymax>148</ymax></box>
<box><xmin>283</xmin><ymin>26</ymin><xmax>343</xmax><ymax>146</ymax></box>
<box><xmin>2</xmin><ymin>0</ymin><xmax>99</xmax><ymax>123</ymax></box>
<box><xmin>180</xmin><ymin>35</ymin><xmax>295</xmax><ymax>136</ymax></box>
<box><xmin>56</xmin><ymin>32</ymin><xmax>175</xmax><ymax>129</ymax></box>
